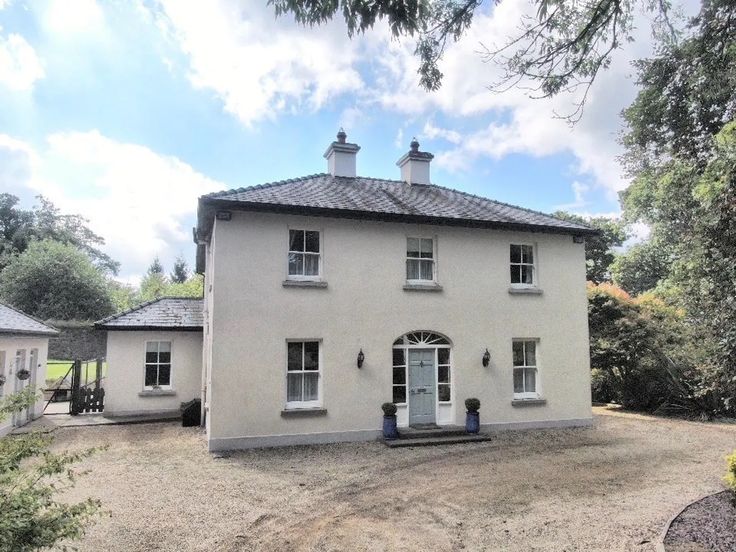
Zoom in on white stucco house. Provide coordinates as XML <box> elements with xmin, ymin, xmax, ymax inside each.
<box><xmin>0</xmin><ymin>302</ymin><xmax>58</xmax><ymax>437</ymax></box>
<box><xmin>98</xmin><ymin>131</ymin><xmax>596</xmax><ymax>450</ymax></box>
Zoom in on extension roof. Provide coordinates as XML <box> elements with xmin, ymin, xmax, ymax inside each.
<box><xmin>0</xmin><ymin>302</ymin><xmax>59</xmax><ymax>337</ymax></box>
<box><xmin>94</xmin><ymin>297</ymin><xmax>203</xmax><ymax>331</ymax></box>
<box><xmin>197</xmin><ymin>173</ymin><xmax>594</xmax><ymax>237</ymax></box>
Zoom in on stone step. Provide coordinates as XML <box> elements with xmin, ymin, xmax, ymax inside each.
<box><xmin>399</xmin><ymin>427</ymin><xmax>468</xmax><ymax>439</ymax></box>
<box><xmin>384</xmin><ymin>433</ymin><xmax>492</xmax><ymax>448</ymax></box>
<box><xmin>397</xmin><ymin>427</ymin><xmax>468</xmax><ymax>439</ymax></box>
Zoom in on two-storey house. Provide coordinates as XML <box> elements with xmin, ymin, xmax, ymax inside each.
<box><xmin>193</xmin><ymin>131</ymin><xmax>595</xmax><ymax>450</ymax></box>
<box><xmin>98</xmin><ymin>131</ymin><xmax>595</xmax><ymax>450</ymax></box>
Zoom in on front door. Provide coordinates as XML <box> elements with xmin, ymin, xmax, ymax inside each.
<box><xmin>408</xmin><ymin>349</ymin><xmax>435</xmax><ymax>425</ymax></box>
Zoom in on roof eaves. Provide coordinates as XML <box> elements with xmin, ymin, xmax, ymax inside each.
<box><xmin>93</xmin><ymin>297</ymin><xmax>203</xmax><ymax>329</ymax></box>
<box><xmin>96</xmin><ymin>325</ymin><xmax>203</xmax><ymax>332</ymax></box>
<box><xmin>200</xmin><ymin>196</ymin><xmax>600</xmax><ymax>236</ymax></box>
<box><xmin>0</xmin><ymin>301</ymin><xmax>59</xmax><ymax>336</ymax></box>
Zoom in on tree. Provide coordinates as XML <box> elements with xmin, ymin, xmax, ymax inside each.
<box><xmin>0</xmin><ymin>240</ymin><xmax>115</xmax><ymax>321</ymax></box>
<box><xmin>610</xmin><ymin>240</ymin><xmax>671</xmax><ymax>296</ymax></box>
<box><xmin>552</xmin><ymin>211</ymin><xmax>626</xmax><ymax>283</ymax></box>
<box><xmin>270</xmin><ymin>0</ymin><xmax>679</xmax><ymax>117</ymax></box>
<box><xmin>170</xmin><ymin>256</ymin><xmax>189</xmax><ymax>284</ymax></box>
<box><xmin>0</xmin><ymin>387</ymin><xmax>102</xmax><ymax>551</ymax></box>
<box><xmin>147</xmin><ymin>257</ymin><xmax>164</xmax><ymax>275</ymax></box>
<box><xmin>622</xmin><ymin>0</ymin><xmax>736</xmax><ymax>170</ymax></box>
<box><xmin>0</xmin><ymin>194</ymin><xmax>119</xmax><ymax>274</ymax></box>
<box><xmin>166</xmin><ymin>274</ymin><xmax>204</xmax><ymax>299</ymax></box>
<box><xmin>587</xmin><ymin>283</ymin><xmax>708</xmax><ymax>412</ymax></box>
<box><xmin>138</xmin><ymin>274</ymin><xmax>168</xmax><ymax>302</ymax></box>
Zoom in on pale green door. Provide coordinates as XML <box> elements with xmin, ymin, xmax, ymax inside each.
<box><xmin>408</xmin><ymin>349</ymin><xmax>435</xmax><ymax>425</ymax></box>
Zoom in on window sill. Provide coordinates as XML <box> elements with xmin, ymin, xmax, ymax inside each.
<box><xmin>403</xmin><ymin>283</ymin><xmax>443</xmax><ymax>292</ymax></box>
<box><xmin>508</xmin><ymin>287</ymin><xmax>543</xmax><ymax>295</ymax></box>
<box><xmin>281</xmin><ymin>407</ymin><xmax>328</xmax><ymax>417</ymax></box>
<box><xmin>282</xmin><ymin>280</ymin><xmax>328</xmax><ymax>288</ymax></box>
<box><xmin>139</xmin><ymin>390</ymin><xmax>176</xmax><ymax>397</ymax></box>
<box><xmin>511</xmin><ymin>398</ymin><xmax>546</xmax><ymax>407</ymax></box>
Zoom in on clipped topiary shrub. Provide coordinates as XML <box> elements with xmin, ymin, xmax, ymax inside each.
<box><xmin>465</xmin><ymin>398</ymin><xmax>480</xmax><ymax>413</ymax></box>
<box><xmin>381</xmin><ymin>402</ymin><xmax>397</xmax><ymax>417</ymax></box>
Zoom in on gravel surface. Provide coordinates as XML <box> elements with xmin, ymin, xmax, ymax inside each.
<box><xmin>664</xmin><ymin>490</ymin><xmax>736</xmax><ymax>552</ymax></box>
<box><xmin>52</xmin><ymin>407</ymin><xmax>736</xmax><ymax>552</ymax></box>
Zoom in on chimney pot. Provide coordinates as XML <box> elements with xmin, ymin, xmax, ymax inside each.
<box><xmin>324</xmin><ymin>129</ymin><xmax>360</xmax><ymax>177</ymax></box>
<box><xmin>396</xmin><ymin>138</ymin><xmax>434</xmax><ymax>185</ymax></box>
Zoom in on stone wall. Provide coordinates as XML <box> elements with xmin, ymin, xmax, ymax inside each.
<box><xmin>47</xmin><ymin>320</ymin><xmax>107</xmax><ymax>360</ymax></box>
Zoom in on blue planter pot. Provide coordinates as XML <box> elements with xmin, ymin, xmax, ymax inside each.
<box><xmin>383</xmin><ymin>415</ymin><xmax>399</xmax><ymax>439</ymax></box>
<box><xmin>466</xmin><ymin>411</ymin><xmax>480</xmax><ymax>434</ymax></box>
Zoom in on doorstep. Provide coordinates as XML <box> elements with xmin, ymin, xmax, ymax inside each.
<box><xmin>384</xmin><ymin>424</ymin><xmax>492</xmax><ymax>447</ymax></box>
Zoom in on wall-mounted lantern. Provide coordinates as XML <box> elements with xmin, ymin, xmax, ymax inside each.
<box><xmin>482</xmin><ymin>348</ymin><xmax>491</xmax><ymax>367</ymax></box>
<box><xmin>357</xmin><ymin>349</ymin><xmax>365</xmax><ymax>368</ymax></box>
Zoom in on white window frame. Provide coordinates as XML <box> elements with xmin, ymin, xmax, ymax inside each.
<box><xmin>510</xmin><ymin>243</ymin><xmax>537</xmax><ymax>288</ymax></box>
<box><xmin>512</xmin><ymin>339</ymin><xmax>540</xmax><ymax>399</ymax></box>
<box><xmin>286</xmin><ymin>228</ymin><xmax>322</xmax><ymax>281</ymax></box>
<box><xmin>143</xmin><ymin>340</ymin><xmax>173</xmax><ymax>391</ymax></box>
<box><xmin>406</xmin><ymin>236</ymin><xmax>436</xmax><ymax>284</ymax></box>
<box><xmin>285</xmin><ymin>339</ymin><xmax>322</xmax><ymax>409</ymax></box>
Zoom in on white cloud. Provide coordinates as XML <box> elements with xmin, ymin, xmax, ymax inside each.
<box><xmin>0</xmin><ymin>31</ymin><xmax>44</xmax><ymax>90</ymax></box>
<box><xmin>0</xmin><ymin>131</ymin><xmax>224</xmax><ymax>281</ymax></box>
<box><xmin>40</xmin><ymin>0</ymin><xmax>106</xmax><ymax>37</ymax></box>
<box><xmin>149</xmin><ymin>0</ymin><xmax>363</xmax><ymax>126</ymax></box>
<box><xmin>422</xmin><ymin>121</ymin><xmax>462</xmax><ymax>145</ymax></box>
<box><xmin>554</xmin><ymin>181</ymin><xmax>591</xmax><ymax>212</ymax></box>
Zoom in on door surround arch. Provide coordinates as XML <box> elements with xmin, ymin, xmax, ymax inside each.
<box><xmin>392</xmin><ymin>331</ymin><xmax>453</xmax><ymax>427</ymax></box>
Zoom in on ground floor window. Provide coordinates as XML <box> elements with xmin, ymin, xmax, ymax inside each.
<box><xmin>286</xmin><ymin>340</ymin><xmax>320</xmax><ymax>407</ymax></box>
<box><xmin>513</xmin><ymin>339</ymin><xmax>538</xmax><ymax>398</ymax></box>
<box><xmin>145</xmin><ymin>341</ymin><xmax>171</xmax><ymax>389</ymax></box>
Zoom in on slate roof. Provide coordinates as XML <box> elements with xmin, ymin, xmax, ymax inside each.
<box><xmin>198</xmin><ymin>173</ymin><xmax>595</xmax><ymax>237</ymax></box>
<box><xmin>95</xmin><ymin>297</ymin><xmax>203</xmax><ymax>331</ymax></box>
<box><xmin>0</xmin><ymin>302</ymin><xmax>59</xmax><ymax>337</ymax></box>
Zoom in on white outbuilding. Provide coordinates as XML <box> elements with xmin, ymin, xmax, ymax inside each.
<box><xmin>0</xmin><ymin>302</ymin><xmax>58</xmax><ymax>437</ymax></box>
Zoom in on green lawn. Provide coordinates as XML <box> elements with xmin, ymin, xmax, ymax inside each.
<box><xmin>46</xmin><ymin>360</ymin><xmax>107</xmax><ymax>383</ymax></box>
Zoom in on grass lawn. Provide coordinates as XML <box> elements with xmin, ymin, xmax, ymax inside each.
<box><xmin>46</xmin><ymin>360</ymin><xmax>107</xmax><ymax>382</ymax></box>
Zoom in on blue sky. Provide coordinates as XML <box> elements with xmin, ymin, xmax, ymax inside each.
<box><xmin>0</xmin><ymin>0</ymin><xmax>696</xmax><ymax>282</ymax></box>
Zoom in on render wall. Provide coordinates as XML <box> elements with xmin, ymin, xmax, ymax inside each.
<box><xmin>0</xmin><ymin>335</ymin><xmax>49</xmax><ymax>437</ymax></box>
<box><xmin>104</xmin><ymin>330</ymin><xmax>202</xmax><ymax>417</ymax></box>
<box><xmin>207</xmin><ymin>211</ymin><xmax>592</xmax><ymax>450</ymax></box>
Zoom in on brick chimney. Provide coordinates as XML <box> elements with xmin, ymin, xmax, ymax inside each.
<box><xmin>324</xmin><ymin>128</ymin><xmax>360</xmax><ymax>177</ymax></box>
<box><xmin>396</xmin><ymin>138</ymin><xmax>433</xmax><ymax>185</ymax></box>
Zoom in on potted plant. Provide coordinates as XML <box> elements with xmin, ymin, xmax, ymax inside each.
<box><xmin>465</xmin><ymin>398</ymin><xmax>481</xmax><ymax>434</ymax></box>
<box><xmin>382</xmin><ymin>402</ymin><xmax>399</xmax><ymax>439</ymax></box>
<box><xmin>0</xmin><ymin>374</ymin><xmax>6</xmax><ymax>386</ymax></box>
<box><xmin>16</xmin><ymin>368</ymin><xmax>31</xmax><ymax>381</ymax></box>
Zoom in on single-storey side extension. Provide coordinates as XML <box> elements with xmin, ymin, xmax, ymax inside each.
<box><xmin>95</xmin><ymin>297</ymin><xmax>203</xmax><ymax>418</ymax></box>
<box><xmin>0</xmin><ymin>302</ymin><xmax>58</xmax><ymax>436</ymax></box>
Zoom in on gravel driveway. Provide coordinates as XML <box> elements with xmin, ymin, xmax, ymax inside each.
<box><xmin>53</xmin><ymin>407</ymin><xmax>736</xmax><ymax>551</ymax></box>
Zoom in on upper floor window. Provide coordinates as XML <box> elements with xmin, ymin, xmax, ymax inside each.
<box><xmin>406</xmin><ymin>237</ymin><xmax>434</xmax><ymax>282</ymax></box>
<box><xmin>145</xmin><ymin>341</ymin><xmax>171</xmax><ymax>389</ymax></box>
<box><xmin>512</xmin><ymin>340</ymin><xmax>539</xmax><ymax>399</ymax></box>
<box><xmin>288</xmin><ymin>229</ymin><xmax>321</xmax><ymax>279</ymax></box>
<box><xmin>510</xmin><ymin>244</ymin><xmax>535</xmax><ymax>286</ymax></box>
<box><xmin>286</xmin><ymin>340</ymin><xmax>321</xmax><ymax>407</ymax></box>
